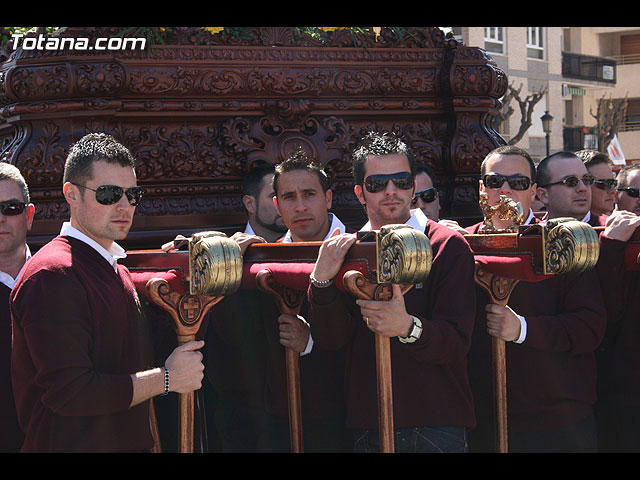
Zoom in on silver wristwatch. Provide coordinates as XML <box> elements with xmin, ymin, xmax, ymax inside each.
<box><xmin>310</xmin><ymin>271</ymin><xmax>333</xmax><ymax>288</ymax></box>
<box><xmin>398</xmin><ymin>316</ymin><xmax>423</xmax><ymax>344</ymax></box>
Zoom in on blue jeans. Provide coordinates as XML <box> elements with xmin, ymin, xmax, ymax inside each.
<box><xmin>353</xmin><ymin>426</ymin><xmax>468</xmax><ymax>453</ymax></box>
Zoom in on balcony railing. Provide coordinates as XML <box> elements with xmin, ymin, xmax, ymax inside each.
<box><xmin>562</xmin><ymin>52</ymin><xmax>617</xmax><ymax>83</ymax></box>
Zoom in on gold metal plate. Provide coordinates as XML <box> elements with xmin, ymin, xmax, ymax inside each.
<box><xmin>188</xmin><ymin>231</ymin><xmax>243</xmax><ymax>296</ymax></box>
<box><xmin>375</xmin><ymin>224</ymin><xmax>433</xmax><ymax>284</ymax></box>
<box><xmin>542</xmin><ymin>218</ymin><xmax>600</xmax><ymax>275</ymax></box>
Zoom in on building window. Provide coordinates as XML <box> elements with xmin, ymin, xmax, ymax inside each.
<box><xmin>484</xmin><ymin>27</ymin><xmax>505</xmax><ymax>54</ymax></box>
<box><xmin>527</xmin><ymin>27</ymin><xmax>545</xmax><ymax>59</ymax></box>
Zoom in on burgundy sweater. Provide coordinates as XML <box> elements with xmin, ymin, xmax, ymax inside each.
<box><xmin>466</xmin><ymin>221</ymin><xmax>607</xmax><ymax>432</ymax></box>
<box><xmin>1</xmin><ymin>283</ymin><xmax>23</xmax><ymax>452</ymax></box>
<box><xmin>308</xmin><ymin>220</ymin><xmax>477</xmax><ymax>430</ymax></box>
<box><xmin>10</xmin><ymin>236</ymin><xmax>155</xmax><ymax>452</ymax></box>
<box><xmin>595</xmin><ymin>235</ymin><xmax>640</xmax><ymax>408</ymax></box>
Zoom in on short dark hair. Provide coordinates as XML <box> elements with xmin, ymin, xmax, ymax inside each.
<box><xmin>536</xmin><ymin>151</ymin><xmax>581</xmax><ymax>188</ymax></box>
<box><xmin>352</xmin><ymin>131</ymin><xmax>416</xmax><ymax>185</ymax></box>
<box><xmin>481</xmin><ymin>145</ymin><xmax>536</xmax><ymax>181</ymax></box>
<box><xmin>617</xmin><ymin>163</ymin><xmax>640</xmax><ymax>188</ymax></box>
<box><xmin>63</xmin><ymin>133</ymin><xmax>136</xmax><ymax>186</ymax></box>
<box><xmin>0</xmin><ymin>163</ymin><xmax>30</xmax><ymax>202</ymax></box>
<box><xmin>415</xmin><ymin>162</ymin><xmax>436</xmax><ymax>185</ymax></box>
<box><xmin>273</xmin><ymin>149</ymin><xmax>330</xmax><ymax>197</ymax></box>
<box><xmin>242</xmin><ymin>163</ymin><xmax>275</xmax><ymax>198</ymax></box>
<box><xmin>575</xmin><ymin>149</ymin><xmax>612</xmax><ymax>169</ymax></box>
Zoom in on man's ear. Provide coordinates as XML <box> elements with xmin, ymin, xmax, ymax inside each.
<box><xmin>535</xmin><ymin>186</ymin><xmax>550</xmax><ymax>206</ymax></box>
<box><xmin>354</xmin><ymin>184</ymin><xmax>365</xmax><ymax>206</ymax></box>
<box><xmin>272</xmin><ymin>195</ymin><xmax>281</xmax><ymax>216</ymax></box>
<box><xmin>25</xmin><ymin>203</ymin><xmax>35</xmax><ymax>231</ymax></box>
<box><xmin>325</xmin><ymin>189</ymin><xmax>333</xmax><ymax>210</ymax></box>
<box><xmin>242</xmin><ymin>195</ymin><xmax>256</xmax><ymax>215</ymax></box>
<box><xmin>63</xmin><ymin>182</ymin><xmax>79</xmax><ymax>205</ymax></box>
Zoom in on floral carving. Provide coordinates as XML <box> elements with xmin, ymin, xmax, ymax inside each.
<box><xmin>75</xmin><ymin>63</ymin><xmax>125</xmax><ymax>94</ymax></box>
<box><xmin>10</xmin><ymin>65</ymin><xmax>69</xmax><ymax>99</ymax></box>
<box><xmin>15</xmin><ymin>120</ymin><xmax>66</xmax><ymax>185</ymax></box>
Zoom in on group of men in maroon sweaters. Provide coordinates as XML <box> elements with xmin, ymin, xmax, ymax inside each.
<box><xmin>1</xmin><ymin>131</ymin><xmax>639</xmax><ymax>453</ymax></box>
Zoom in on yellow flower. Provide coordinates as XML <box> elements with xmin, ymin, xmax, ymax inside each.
<box><xmin>316</xmin><ymin>27</ymin><xmax>344</xmax><ymax>32</ymax></box>
<box><xmin>202</xmin><ymin>27</ymin><xmax>224</xmax><ymax>35</ymax></box>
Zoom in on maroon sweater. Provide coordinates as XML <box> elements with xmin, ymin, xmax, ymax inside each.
<box><xmin>10</xmin><ymin>236</ymin><xmax>154</xmax><ymax>452</ymax></box>
<box><xmin>595</xmin><ymin>235</ymin><xmax>640</xmax><ymax>408</ymax></box>
<box><xmin>466</xmin><ymin>221</ymin><xmax>607</xmax><ymax>432</ymax></box>
<box><xmin>308</xmin><ymin>220</ymin><xmax>477</xmax><ymax>429</ymax></box>
<box><xmin>1</xmin><ymin>283</ymin><xmax>24</xmax><ymax>452</ymax></box>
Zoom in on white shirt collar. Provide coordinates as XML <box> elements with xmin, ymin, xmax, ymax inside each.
<box><xmin>60</xmin><ymin>222</ymin><xmax>126</xmax><ymax>272</ymax></box>
<box><xmin>524</xmin><ymin>208</ymin><xmax>535</xmax><ymax>226</ymax></box>
<box><xmin>360</xmin><ymin>208</ymin><xmax>429</xmax><ymax>234</ymax></box>
<box><xmin>0</xmin><ymin>245</ymin><xmax>32</xmax><ymax>289</ymax></box>
<box><xmin>581</xmin><ymin>211</ymin><xmax>591</xmax><ymax>223</ymax></box>
<box><xmin>281</xmin><ymin>213</ymin><xmax>346</xmax><ymax>243</ymax></box>
<box><xmin>244</xmin><ymin>222</ymin><xmax>255</xmax><ymax>235</ymax></box>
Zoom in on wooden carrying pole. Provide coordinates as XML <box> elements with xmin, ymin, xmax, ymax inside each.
<box><xmin>146</xmin><ymin>278</ymin><xmax>224</xmax><ymax>453</ymax></box>
<box><xmin>255</xmin><ymin>269</ymin><xmax>306</xmax><ymax>453</ymax></box>
<box><xmin>343</xmin><ymin>271</ymin><xmax>413</xmax><ymax>454</ymax></box>
<box><xmin>474</xmin><ymin>263</ymin><xmax>520</xmax><ymax>453</ymax></box>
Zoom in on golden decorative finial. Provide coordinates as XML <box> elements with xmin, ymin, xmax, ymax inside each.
<box><xmin>478</xmin><ymin>192</ymin><xmax>526</xmax><ymax>233</ymax></box>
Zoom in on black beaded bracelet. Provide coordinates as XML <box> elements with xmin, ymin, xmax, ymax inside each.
<box><xmin>162</xmin><ymin>366</ymin><xmax>170</xmax><ymax>396</ymax></box>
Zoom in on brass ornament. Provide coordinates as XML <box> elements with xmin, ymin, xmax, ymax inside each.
<box><xmin>375</xmin><ymin>224</ymin><xmax>432</xmax><ymax>285</ymax></box>
<box><xmin>478</xmin><ymin>192</ymin><xmax>526</xmax><ymax>233</ymax></box>
<box><xmin>542</xmin><ymin>217</ymin><xmax>600</xmax><ymax>275</ymax></box>
<box><xmin>189</xmin><ymin>231</ymin><xmax>243</xmax><ymax>296</ymax></box>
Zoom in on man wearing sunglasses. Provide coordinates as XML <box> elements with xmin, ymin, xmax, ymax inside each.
<box><xmin>412</xmin><ymin>163</ymin><xmax>441</xmax><ymax>221</ymax></box>
<box><xmin>306</xmin><ymin>131</ymin><xmax>477</xmax><ymax>453</ymax></box>
<box><xmin>0</xmin><ymin>163</ymin><xmax>34</xmax><ymax>453</ymax></box>
<box><xmin>576</xmin><ymin>149</ymin><xmax>617</xmax><ymax>219</ymax></box>
<box><xmin>536</xmin><ymin>151</ymin><xmax>603</xmax><ymax>226</ymax></box>
<box><xmin>594</xmin><ymin>163</ymin><xmax>640</xmax><ymax>452</ymax></box>
<box><xmin>10</xmin><ymin>133</ymin><xmax>206</xmax><ymax>452</ymax></box>
<box><xmin>459</xmin><ymin>146</ymin><xmax>606</xmax><ymax>452</ymax></box>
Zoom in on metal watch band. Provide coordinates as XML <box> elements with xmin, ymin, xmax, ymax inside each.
<box><xmin>310</xmin><ymin>271</ymin><xmax>333</xmax><ymax>288</ymax></box>
<box><xmin>398</xmin><ymin>316</ymin><xmax>423</xmax><ymax>344</ymax></box>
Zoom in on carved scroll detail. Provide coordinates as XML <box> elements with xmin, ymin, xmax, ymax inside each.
<box><xmin>376</xmin><ymin>224</ymin><xmax>432</xmax><ymax>284</ymax></box>
<box><xmin>543</xmin><ymin>218</ymin><xmax>599</xmax><ymax>275</ymax></box>
<box><xmin>189</xmin><ymin>231</ymin><xmax>243</xmax><ymax>296</ymax></box>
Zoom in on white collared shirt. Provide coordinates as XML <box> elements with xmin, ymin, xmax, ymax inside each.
<box><xmin>0</xmin><ymin>245</ymin><xmax>32</xmax><ymax>289</ymax></box>
<box><xmin>359</xmin><ymin>207</ymin><xmax>429</xmax><ymax>234</ymax></box>
<box><xmin>60</xmin><ymin>222</ymin><xmax>126</xmax><ymax>273</ymax></box>
<box><xmin>281</xmin><ymin>212</ymin><xmax>347</xmax><ymax>243</ymax></box>
<box><xmin>244</xmin><ymin>222</ymin><xmax>255</xmax><ymax>235</ymax></box>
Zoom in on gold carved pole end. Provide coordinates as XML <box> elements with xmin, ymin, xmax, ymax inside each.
<box><xmin>542</xmin><ymin>218</ymin><xmax>600</xmax><ymax>275</ymax></box>
<box><xmin>189</xmin><ymin>231</ymin><xmax>243</xmax><ymax>297</ymax></box>
<box><xmin>375</xmin><ymin>224</ymin><xmax>432</xmax><ymax>285</ymax></box>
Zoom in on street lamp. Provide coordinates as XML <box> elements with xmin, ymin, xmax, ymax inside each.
<box><xmin>541</xmin><ymin>111</ymin><xmax>553</xmax><ymax>157</ymax></box>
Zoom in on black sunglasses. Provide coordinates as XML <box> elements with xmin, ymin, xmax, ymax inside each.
<box><xmin>0</xmin><ymin>201</ymin><xmax>28</xmax><ymax>216</ymax></box>
<box><xmin>540</xmin><ymin>174</ymin><xmax>595</xmax><ymax>188</ymax></box>
<box><xmin>364</xmin><ymin>172</ymin><xmax>414</xmax><ymax>193</ymax></box>
<box><xmin>72</xmin><ymin>183</ymin><xmax>144</xmax><ymax>206</ymax></box>
<box><xmin>593</xmin><ymin>179</ymin><xmax>617</xmax><ymax>191</ymax></box>
<box><xmin>483</xmin><ymin>174</ymin><xmax>532</xmax><ymax>191</ymax></box>
<box><xmin>618</xmin><ymin>187</ymin><xmax>640</xmax><ymax>198</ymax></box>
<box><xmin>411</xmin><ymin>187</ymin><xmax>438</xmax><ymax>205</ymax></box>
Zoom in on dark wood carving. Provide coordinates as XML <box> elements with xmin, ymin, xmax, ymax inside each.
<box><xmin>0</xmin><ymin>27</ymin><xmax>507</xmax><ymax>250</ymax></box>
